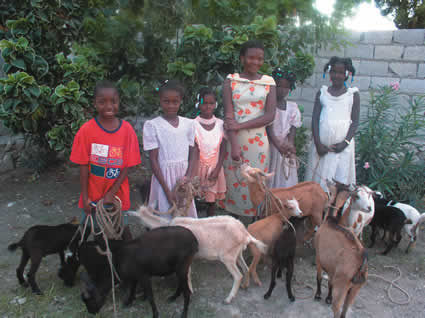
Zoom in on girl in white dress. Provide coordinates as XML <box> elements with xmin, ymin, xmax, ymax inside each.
<box><xmin>305</xmin><ymin>56</ymin><xmax>360</xmax><ymax>193</ymax></box>
<box><xmin>266</xmin><ymin>67</ymin><xmax>302</xmax><ymax>188</ymax></box>
<box><xmin>143</xmin><ymin>80</ymin><xmax>197</xmax><ymax>218</ymax></box>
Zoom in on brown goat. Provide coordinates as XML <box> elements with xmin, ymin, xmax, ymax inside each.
<box><xmin>314</xmin><ymin>182</ymin><xmax>368</xmax><ymax>318</ymax></box>
<box><xmin>240</xmin><ymin>164</ymin><xmax>328</xmax><ymax>240</ymax></box>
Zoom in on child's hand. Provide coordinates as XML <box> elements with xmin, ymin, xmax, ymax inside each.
<box><xmin>103</xmin><ymin>192</ymin><xmax>114</xmax><ymax>205</ymax></box>
<box><xmin>208</xmin><ymin>168</ymin><xmax>220</xmax><ymax>182</ymax></box>
<box><xmin>316</xmin><ymin>143</ymin><xmax>329</xmax><ymax>156</ymax></box>
<box><xmin>231</xmin><ymin>147</ymin><xmax>241</xmax><ymax>161</ymax></box>
<box><xmin>224</xmin><ymin>119</ymin><xmax>240</xmax><ymax>131</ymax></box>
<box><xmin>83</xmin><ymin>198</ymin><xmax>94</xmax><ymax>215</ymax></box>
<box><xmin>329</xmin><ymin>142</ymin><xmax>346</xmax><ymax>153</ymax></box>
<box><xmin>166</xmin><ymin>190</ymin><xmax>176</xmax><ymax>206</ymax></box>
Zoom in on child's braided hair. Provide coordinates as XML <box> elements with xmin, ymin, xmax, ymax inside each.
<box><xmin>158</xmin><ymin>79</ymin><xmax>185</xmax><ymax>98</ymax></box>
<box><xmin>272</xmin><ymin>67</ymin><xmax>297</xmax><ymax>90</ymax></box>
<box><xmin>323</xmin><ymin>56</ymin><xmax>356</xmax><ymax>81</ymax></box>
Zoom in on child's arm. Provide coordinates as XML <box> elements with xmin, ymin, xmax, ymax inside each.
<box><xmin>103</xmin><ymin>167</ymin><xmax>129</xmax><ymax>204</ymax></box>
<box><xmin>225</xmin><ymin>86</ymin><xmax>277</xmax><ymax>131</ymax></box>
<box><xmin>149</xmin><ymin>148</ymin><xmax>175</xmax><ymax>205</ymax></box>
<box><xmin>223</xmin><ymin>78</ymin><xmax>241</xmax><ymax>161</ymax></box>
<box><xmin>329</xmin><ymin>92</ymin><xmax>360</xmax><ymax>153</ymax></box>
<box><xmin>312</xmin><ymin>91</ymin><xmax>329</xmax><ymax>156</ymax></box>
<box><xmin>287</xmin><ymin>126</ymin><xmax>297</xmax><ymax>156</ymax></box>
<box><xmin>209</xmin><ymin>138</ymin><xmax>227</xmax><ymax>181</ymax></box>
<box><xmin>80</xmin><ymin>165</ymin><xmax>92</xmax><ymax>215</ymax></box>
<box><xmin>185</xmin><ymin>145</ymin><xmax>198</xmax><ymax>179</ymax></box>
<box><xmin>266</xmin><ymin>123</ymin><xmax>295</xmax><ymax>157</ymax></box>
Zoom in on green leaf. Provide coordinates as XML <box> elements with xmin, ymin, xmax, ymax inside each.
<box><xmin>28</xmin><ymin>86</ymin><xmax>41</xmax><ymax>97</ymax></box>
<box><xmin>11</xmin><ymin>59</ymin><xmax>26</xmax><ymax>70</ymax></box>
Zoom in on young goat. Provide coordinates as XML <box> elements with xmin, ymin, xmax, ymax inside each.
<box><xmin>7</xmin><ymin>217</ymin><xmax>85</xmax><ymax>294</ymax></box>
<box><xmin>242</xmin><ymin>198</ymin><xmax>302</xmax><ymax>288</ymax></box>
<box><xmin>263</xmin><ymin>217</ymin><xmax>305</xmax><ymax>302</ymax></box>
<box><xmin>369</xmin><ymin>194</ymin><xmax>411</xmax><ymax>255</ymax></box>
<box><xmin>128</xmin><ymin>208</ymin><xmax>267</xmax><ymax>303</ymax></box>
<box><xmin>61</xmin><ymin>226</ymin><xmax>198</xmax><ymax>318</ymax></box>
<box><xmin>240</xmin><ymin>164</ymin><xmax>327</xmax><ymax>241</ymax></box>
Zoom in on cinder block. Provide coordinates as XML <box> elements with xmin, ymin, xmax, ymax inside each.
<box><xmin>389</xmin><ymin>62</ymin><xmax>417</xmax><ymax>77</ymax></box>
<box><xmin>393</xmin><ymin>29</ymin><xmax>425</xmax><ymax>45</ymax></box>
<box><xmin>374</xmin><ymin>45</ymin><xmax>404</xmax><ymax>60</ymax></box>
<box><xmin>370</xmin><ymin>77</ymin><xmax>400</xmax><ymax>88</ymax></box>
<box><xmin>399</xmin><ymin>79</ymin><xmax>425</xmax><ymax>94</ymax></box>
<box><xmin>345</xmin><ymin>44</ymin><xmax>374</xmax><ymax>59</ymax></box>
<box><xmin>350</xmin><ymin>76</ymin><xmax>371</xmax><ymax>91</ymax></box>
<box><xmin>397</xmin><ymin>95</ymin><xmax>413</xmax><ymax>113</ymax></box>
<box><xmin>298</xmin><ymin>101</ymin><xmax>314</xmax><ymax>118</ymax></box>
<box><xmin>362</xmin><ymin>31</ymin><xmax>393</xmax><ymax>44</ymax></box>
<box><xmin>304</xmin><ymin>74</ymin><xmax>316</xmax><ymax>87</ymax></box>
<box><xmin>346</xmin><ymin>31</ymin><xmax>363</xmax><ymax>43</ymax></box>
<box><xmin>357</xmin><ymin>60</ymin><xmax>388</xmax><ymax>76</ymax></box>
<box><xmin>302</xmin><ymin>115</ymin><xmax>312</xmax><ymax>129</ymax></box>
<box><xmin>289</xmin><ymin>87</ymin><xmax>302</xmax><ymax>99</ymax></box>
<box><xmin>301</xmin><ymin>87</ymin><xmax>317</xmax><ymax>102</ymax></box>
<box><xmin>314</xmin><ymin>58</ymin><xmax>329</xmax><ymax>74</ymax></box>
<box><xmin>317</xmin><ymin>45</ymin><xmax>344</xmax><ymax>58</ymax></box>
<box><xmin>403</xmin><ymin>46</ymin><xmax>425</xmax><ymax>61</ymax></box>
<box><xmin>418</xmin><ymin>64</ymin><xmax>425</xmax><ymax>78</ymax></box>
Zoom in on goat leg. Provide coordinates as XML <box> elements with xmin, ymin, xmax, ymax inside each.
<box><xmin>123</xmin><ymin>280</ymin><xmax>137</xmax><ymax>307</ymax></box>
<box><xmin>368</xmin><ymin>225</ymin><xmax>377</xmax><ymax>248</ymax></box>
<box><xmin>263</xmin><ymin>261</ymin><xmax>278</xmax><ymax>300</ymax></box>
<box><xmin>326</xmin><ymin>281</ymin><xmax>333</xmax><ymax>304</ymax></box>
<box><xmin>16</xmin><ymin>251</ymin><xmax>30</xmax><ymax>288</ymax></box>
<box><xmin>286</xmin><ymin>258</ymin><xmax>295</xmax><ymax>302</ymax></box>
<box><xmin>381</xmin><ymin>232</ymin><xmax>396</xmax><ymax>255</ymax></box>
<box><xmin>142</xmin><ymin>276</ymin><xmax>159</xmax><ymax>318</ymax></box>
<box><xmin>59</xmin><ymin>250</ymin><xmax>65</xmax><ymax>266</ymax></box>
<box><xmin>27</xmin><ymin>253</ymin><xmax>43</xmax><ymax>294</ymax></box>
<box><xmin>314</xmin><ymin>260</ymin><xmax>322</xmax><ymax>301</ymax></box>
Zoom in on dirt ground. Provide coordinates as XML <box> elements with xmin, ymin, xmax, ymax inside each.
<box><xmin>0</xmin><ymin>164</ymin><xmax>424</xmax><ymax>318</ymax></box>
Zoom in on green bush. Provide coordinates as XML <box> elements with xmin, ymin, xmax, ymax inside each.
<box><xmin>356</xmin><ymin>85</ymin><xmax>425</xmax><ymax>206</ymax></box>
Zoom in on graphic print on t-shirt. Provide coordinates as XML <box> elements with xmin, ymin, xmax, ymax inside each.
<box><xmin>90</xmin><ymin>143</ymin><xmax>123</xmax><ymax>179</ymax></box>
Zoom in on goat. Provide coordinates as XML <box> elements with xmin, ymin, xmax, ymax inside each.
<box><xmin>314</xmin><ymin>217</ymin><xmax>368</xmax><ymax>318</ymax></box>
<box><xmin>263</xmin><ymin>217</ymin><xmax>305</xmax><ymax>302</ymax></box>
<box><xmin>240</xmin><ymin>163</ymin><xmax>328</xmax><ymax>241</ymax></box>
<box><xmin>242</xmin><ymin>198</ymin><xmax>303</xmax><ymax>288</ymax></box>
<box><xmin>7</xmin><ymin>217</ymin><xmax>86</xmax><ymax>294</ymax></box>
<box><xmin>369</xmin><ymin>194</ymin><xmax>411</xmax><ymax>255</ymax></box>
<box><xmin>128</xmin><ymin>208</ymin><xmax>267</xmax><ymax>303</ymax></box>
<box><xmin>339</xmin><ymin>185</ymin><xmax>375</xmax><ymax>242</ymax></box>
<box><xmin>61</xmin><ymin>226</ymin><xmax>198</xmax><ymax>318</ymax></box>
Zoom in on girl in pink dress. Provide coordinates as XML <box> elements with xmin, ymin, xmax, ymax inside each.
<box><xmin>143</xmin><ymin>80</ymin><xmax>198</xmax><ymax>219</ymax></box>
<box><xmin>266</xmin><ymin>67</ymin><xmax>302</xmax><ymax>188</ymax></box>
<box><xmin>193</xmin><ymin>88</ymin><xmax>227</xmax><ymax>217</ymax></box>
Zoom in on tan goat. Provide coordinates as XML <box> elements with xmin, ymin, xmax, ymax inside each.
<box><xmin>240</xmin><ymin>164</ymin><xmax>328</xmax><ymax>240</ymax></box>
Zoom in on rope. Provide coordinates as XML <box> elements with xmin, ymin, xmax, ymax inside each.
<box><xmin>368</xmin><ymin>266</ymin><xmax>411</xmax><ymax>305</ymax></box>
<box><xmin>292</xmin><ymin>275</ymin><xmax>315</xmax><ymax>299</ymax></box>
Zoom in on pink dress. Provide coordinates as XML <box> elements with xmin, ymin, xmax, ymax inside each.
<box><xmin>268</xmin><ymin>102</ymin><xmax>302</xmax><ymax>188</ymax></box>
<box><xmin>194</xmin><ymin>116</ymin><xmax>226</xmax><ymax>202</ymax></box>
<box><xmin>143</xmin><ymin>116</ymin><xmax>197</xmax><ymax>218</ymax></box>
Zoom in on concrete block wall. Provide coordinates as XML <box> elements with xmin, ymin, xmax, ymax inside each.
<box><xmin>292</xmin><ymin>29</ymin><xmax>425</xmax><ymax>127</ymax></box>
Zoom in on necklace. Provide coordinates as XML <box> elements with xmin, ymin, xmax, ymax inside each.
<box><xmin>196</xmin><ymin>115</ymin><xmax>216</xmax><ymax>125</ymax></box>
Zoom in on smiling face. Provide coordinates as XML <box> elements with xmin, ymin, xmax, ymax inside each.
<box><xmin>160</xmin><ymin>89</ymin><xmax>182</xmax><ymax>117</ymax></box>
<box><xmin>329</xmin><ymin>63</ymin><xmax>347</xmax><ymax>87</ymax></box>
<box><xmin>240</xmin><ymin>48</ymin><xmax>264</xmax><ymax>74</ymax></box>
<box><xmin>276</xmin><ymin>78</ymin><xmax>291</xmax><ymax>100</ymax></box>
<box><xmin>94</xmin><ymin>88</ymin><xmax>119</xmax><ymax>120</ymax></box>
<box><xmin>199</xmin><ymin>94</ymin><xmax>216</xmax><ymax>119</ymax></box>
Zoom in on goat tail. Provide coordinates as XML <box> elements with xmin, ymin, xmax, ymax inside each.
<box><xmin>8</xmin><ymin>242</ymin><xmax>20</xmax><ymax>252</ymax></box>
<box><xmin>351</xmin><ymin>249</ymin><xmax>368</xmax><ymax>284</ymax></box>
<box><xmin>248</xmin><ymin>235</ymin><xmax>268</xmax><ymax>255</ymax></box>
<box><xmin>411</xmin><ymin>213</ymin><xmax>425</xmax><ymax>235</ymax></box>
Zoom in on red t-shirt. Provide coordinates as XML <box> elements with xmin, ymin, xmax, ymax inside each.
<box><xmin>70</xmin><ymin>118</ymin><xmax>141</xmax><ymax>211</ymax></box>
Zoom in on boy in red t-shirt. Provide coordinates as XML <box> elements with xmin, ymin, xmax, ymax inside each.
<box><xmin>70</xmin><ymin>80</ymin><xmax>141</xmax><ymax>240</ymax></box>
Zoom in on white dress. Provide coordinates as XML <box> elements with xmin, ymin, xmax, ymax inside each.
<box><xmin>268</xmin><ymin>102</ymin><xmax>302</xmax><ymax>188</ymax></box>
<box><xmin>305</xmin><ymin>86</ymin><xmax>358</xmax><ymax>193</ymax></box>
<box><xmin>143</xmin><ymin>116</ymin><xmax>197</xmax><ymax>218</ymax></box>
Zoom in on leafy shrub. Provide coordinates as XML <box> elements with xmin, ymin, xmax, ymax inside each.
<box><xmin>356</xmin><ymin>85</ymin><xmax>425</xmax><ymax>206</ymax></box>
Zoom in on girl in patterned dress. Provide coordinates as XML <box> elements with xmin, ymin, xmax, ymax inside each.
<box><xmin>143</xmin><ymin>80</ymin><xmax>198</xmax><ymax>218</ymax></box>
<box><xmin>193</xmin><ymin>87</ymin><xmax>227</xmax><ymax>217</ymax></box>
<box><xmin>305</xmin><ymin>56</ymin><xmax>360</xmax><ymax>193</ymax></box>
<box><xmin>221</xmin><ymin>40</ymin><xmax>277</xmax><ymax>217</ymax></box>
<box><xmin>266</xmin><ymin>67</ymin><xmax>302</xmax><ymax>188</ymax></box>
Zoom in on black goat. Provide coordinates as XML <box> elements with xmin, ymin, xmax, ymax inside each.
<box><xmin>264</xmin><ymin>217</ymin><xmax>304</xmax><ymax>302</ymax></box>
<box><xmin>8</xmin><ymin>218</ymin><xmax>86</xmax><ymax>294</ymax></box>
<box><xmin>369</xmin><ymin>195</ymin><xmax>411</xmax><ymax>255</ymax></box>
<box><xmin>60</xmin><ymin>226</ymin><xmax>198</xmax><ymax>318</ymax></box>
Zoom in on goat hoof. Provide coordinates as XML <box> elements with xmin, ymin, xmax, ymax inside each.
<box><xmin>325</xmin><ymin>297</ymin><xmax>332</xmax><ymax>304</ymax></box>
<box><xmin>289</xmin><ymin>296</ymin><xmax>295</xmax><ymax>302</ymax></box>
<box><xmin>167</xmin><ymin>295</ymin><xmax>178</xmax><ymax>303</ymax></box>
<box><xmin>33</xmin><ymin>289</ymin><xmax>43</xmax><ymax>295</ymax></box>
<box><xmin>20</xmin><ymin>281</ymin><xmax>29</xmax><ymax>288</ymax></box>
<box><xmin>224</xmin><ymin>297</ymin><xmax>232</xmax><ymax>304</ymax></box>
<box><xmin>314</xmin><ymin>295</ymin><xmax>321</xmax><ymax>301</ymax></box>
<box><xmin>264</xmin><ymin>293</ymin><xmax>270</xmax><ymax>300</ymax></box>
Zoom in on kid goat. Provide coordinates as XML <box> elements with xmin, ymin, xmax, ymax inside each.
<box><xmin>8</xmin><ymin>217</ymin><xmax>86</xmax><ymax>294</ymax></box>
<box><xmin>128</xmin><ymin>208</ymin><xmax>268</xmax><ymax>303</ymax></box>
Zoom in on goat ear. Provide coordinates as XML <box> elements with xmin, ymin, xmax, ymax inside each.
<box><xmin>259</xmin><ymin>171</ymin><xmax>274</xmax><ymax>179</ymax></box>
<box><xmin>405</xmin><ymin>219</ymin><xmax>413</xmax><ymax>225</ymax></box>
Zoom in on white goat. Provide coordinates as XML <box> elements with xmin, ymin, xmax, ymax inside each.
<box><xmin>128</xmin><ymin>208</ymin><xmax>267</xmax><ymax>303</ymax></box>
<box><xmin>392</xmin><ymin>202</ymin><xmax>425</xmax><ymax>251</ymax></box>
<box><xmin>340</xmin><ymin>185</ymin><xmax>375</xmax><ymax>242</ymax></box>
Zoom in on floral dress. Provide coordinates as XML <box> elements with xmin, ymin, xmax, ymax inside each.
<box><xmin>268</xmin><ymin>102</ymin><xmax>302</xmax><ymax>188</ymax></box>
<box><xmin>220</xmin><ymin>73</ymin><xmax>275</xmax><ymax>216</ymax></box>
<box><xmin>305</xmin><ymin>86</ymin><xmax>358</xmax><ymax>193</ymax></box>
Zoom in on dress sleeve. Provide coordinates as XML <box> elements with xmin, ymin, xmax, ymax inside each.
<box><xmin>143</xmin><ymin>120</ymin><xmax>159</xmax><ymax>151</ymax></box>
<box><xmin>125</xmin><ymin>124</ymin><xmax>142</xmax><ymax>168</ymax></box>
<box><xmin>289</xmin><ymin>103</ymin><xmax>302</xmax><ymax>128</ymax></box>
<box><xmin>69</xmin><ymin>124</ymin><xmax>90</xmax><ymax>165</ymax></box>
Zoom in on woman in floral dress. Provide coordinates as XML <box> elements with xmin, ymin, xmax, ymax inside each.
<box><xmin>220</xmin><ymin>40</ymin><xmax>277</xmax><ymax>217</ymax></box>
